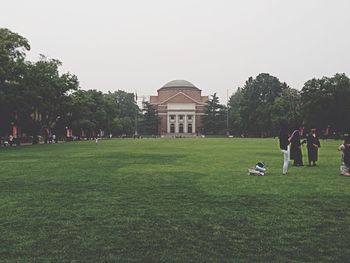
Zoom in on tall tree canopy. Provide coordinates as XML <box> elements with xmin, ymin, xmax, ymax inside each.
<box><xmin>203</xmin><ymin>93</ymin><xmax>227</xmax><ymax>135</ymax></box>
<box><xmin>0</xmin><ymin>29</ymin><xmax>79</xmax><ymax>137</ymax></box>
<box><xmin>228</xmin><ymin>73</ymin><xmax>301</xmax><ymax>137</ymax></box>
<box><xmin>0</xmin><ymin>28</ymin><xmax>31</xmax><ymax>136</ymax></box>
<box><xmin>228</xmin><ymin>88</ymin><xmax>243</xmax><ymax>135</ymax></box>
<box><xmin>0</xmin><ymin>28</ymin><xmax>30</xmax><ymax>84</ymax></box>
<box><xmin>23</xmin><ymin>57</ymin><xmax>79</xmax><ymax>128</ymax></box>
<box><xmin>301</xmin><ymin>73</ymin><xmax>350</xmax><ymax>133</ymax></box>
<box><xmin>140</xmin><ymin>101</ymin><xmax>160</xmax><ymax>135</ymax></box>
<box><xmin>108</xmin><ymin>90</ymin><xmax>139</xmax><ymax>136</ymax></box>
<box><xmin>68</xmin><ymin>90</ymin><xmax>139</xmax><ymax>137</ymax></box>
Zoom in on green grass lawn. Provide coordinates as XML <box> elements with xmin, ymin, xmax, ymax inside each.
<box><xmin>1</xmin><ymin>138</ymin><xmax>350</xmax><ymax>262</ymax></box>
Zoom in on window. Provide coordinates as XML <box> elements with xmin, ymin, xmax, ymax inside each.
<box><xmin>187</xmin><ymin>115</ymin><xmax>192</xmax><ymax>120</ymax></box>
<box><xmin>179</xmin><ymin>115</ymin><xmax>184</xmax><ymax>121</ymax></box>
<box><xmin>170</xmin><ymin>124</ymin><xmax>175</xmax><ymax>133</ymax></box>
<box><xmin>170</xmin><ymin>115</ymin><xmax>175</xmax><ymax>121</ymax></box>
<box><xmin>179</xmin><ymin>124</ymin><xmax>184</xmax><ymax>133</ymax></box>
<box><xmin>188</xmin><ymin>124</ymin><xmax>193</xmax><ymax>133</ymax></box>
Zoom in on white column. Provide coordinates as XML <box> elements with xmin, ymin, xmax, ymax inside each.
<box><xmin>167</xmin><ymin>113</ymin><xmax>170</xmax><ymax>133</ymax></box>
<box><xmin>193</xmin><ymin>113</ymin><xmax>196</xmax><ymax>134</ymax></box>
<box><xmin>184</xmin><ymin>114</ymin><xmax>188</xmax><ymax>133</ymax></box>
<box><xmin>175</xmin><ymin>115</ymin><xmax>179</xmax><ymax>133</ymax></box>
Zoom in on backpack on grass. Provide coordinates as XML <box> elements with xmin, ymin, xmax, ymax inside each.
<box><xmin>248</xmin><ymin>162</ymin><xmax>267</xmax><ymax>176</ymax></box>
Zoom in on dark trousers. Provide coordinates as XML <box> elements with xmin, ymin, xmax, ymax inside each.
<box><xmin>293</xmin><ymin>149</ymin><xmax>303</xmax><ymax>166</ymax></box>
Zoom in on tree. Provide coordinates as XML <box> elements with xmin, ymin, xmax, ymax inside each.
<box><xmin>66</xmin><ymin>90</ymin><xmax>140</xmax><ymax>138</ymax></box>
<box><xmin>0</xmin><ymin>28</ymin><xmax>30</xmax><ymax>136</ymax></box>
<box><xmin>0</xmin><ymin>28</ymin><xmax>146</xmax><ymax>139</ymax></box>
<box><xmin>301</xmin><ymin>73</ymin><xmax>350</xmax><ymax>133</ymax></box>
<box><xmin>270</xmin><ymin>88</ymin><xmax>302</xmax><ymax>133</ymax></box>
<box><xmin>203</xmin><ymin>93</ymin><xmax>227</xmax><ymax>135</ymax></box>
<box><xmin>69</xmin><ymin>90</ymin><xmax>107</xmax><ymax>137</ymax></box>
<box><xmin>0</xmin><ymin>28</ymin><xmax>30</xmax><ymax>84</ymax></box>
<box><xmin>228</xmin><ymin>73</ymin><xmax>302</xmax><ymax>137</ymax></box>
<box><xmin>228</xmin><ymin>88</ymin><xmax>243</xmax><ymax>135</ymax></box>
<box><xmin>21</xmin><ymin>57</ymin><xmax>79</xmax><ymax>136</ymax></box>
<box><xmin>107</xmin><ymin>90</ymin><xmax>139</xmax><ymax>136</ymax></box>
<box><xmin>0</xmin><ymin>28</ymin><xmax>80</xmax><ymax>139</ymax></box>
<box><xmin>236</xmin><ymin>73</ymin><xmax>289</xmax><ymax>137</ymax></box>
<box><xmin>140</xmin><ymin>101</ymin><xmax>160</xmax><ymax>135</ymax></box>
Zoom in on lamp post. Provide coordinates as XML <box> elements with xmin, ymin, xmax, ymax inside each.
<box><xmin>226</xmin><ymin>88</ymin><xmax>230</xmax><ymax>136</ymax></box>
<box><xmin>134</xmin><ymin>91</ymin><xmax>138</xmax><ymax>137</ymax></box>
<box><xmin>135</xmin><ymin>112</ymin><xmax>138</xmax><ymax>137</ymax></box>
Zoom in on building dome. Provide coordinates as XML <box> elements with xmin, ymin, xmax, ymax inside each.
<box><xmin>161</xmin><ymin>80</ymin><xmax>198</xmax><ymax>89</ymax></box>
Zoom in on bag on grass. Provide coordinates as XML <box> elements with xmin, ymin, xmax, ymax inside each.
<box><xmin>248</xmin><ymin>162</ymin><xmax>267</xmax><ymax>176</ymax></box>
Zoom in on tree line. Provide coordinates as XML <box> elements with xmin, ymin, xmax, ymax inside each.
<box><xmin>1</xmin><ymin>28</ymin><xmax>350</xmax><ymax>140</ymax></box>
<box><xmin>204</xmin><ymin>73</ymin><xmax>350</xmax><ymax>137</ymax></box>
<box><xmin>0</xmin><ymin>28</ymin><xmax>159</xmax><ymax>141</ymax></box>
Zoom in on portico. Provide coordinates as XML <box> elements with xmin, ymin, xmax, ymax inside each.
<box><xmin>150</xmin><ymin>80</ymin><xmax>208</xmax><ymax>135</ymax></box>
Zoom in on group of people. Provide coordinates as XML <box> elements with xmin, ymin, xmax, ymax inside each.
<box><xmin>0</xmin><ymin>135</ymin><xmax>18</xmax><ymax>147</ymax></box>
<box><xmin>279</xmin><ymin>126</ymin><xmax>350</xmax><ymax>176</ymax></box>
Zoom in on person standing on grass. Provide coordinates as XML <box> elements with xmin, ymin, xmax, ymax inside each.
<box><xmin>279</xmin><ymin>126</ymin><xmax>290</xmax><ymax>175</ymax></box>
<box><xmin>339</xmin><ymin>136</ymin><xmax>350</xmax><ymax>176</ymax></box>
<box><xmin>8</xmin><ymin>134</ymin><xmax>14</xmax><ymax>146</ymax></box>
<box><xmin>289</xmin><ymin>127</ymin><xmax>304</xmax><ymax>166</ymax></box>
<box><xmin>306</xmin><ymin>128</ymin><xmax>321</xmax><ymax>166</ymax></box>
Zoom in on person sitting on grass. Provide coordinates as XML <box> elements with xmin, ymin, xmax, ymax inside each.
<box><xmin>339</xmin><ymin>136</ymin><xmax>350</xmax><ymax>176</ymax></box>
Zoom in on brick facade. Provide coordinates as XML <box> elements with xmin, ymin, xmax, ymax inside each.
<box><xmin>150</xmin><ymin>80</ymin><xmax>208</xmax><ymax>135</ymax></box>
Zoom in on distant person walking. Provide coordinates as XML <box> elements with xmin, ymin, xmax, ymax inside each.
<box><xmin>289</xmin><ymin>127</ymin><xmax>304</xmax><ymax>166</ymax></box>
<box><xmin>8</xmin><ymin>135</ymin><xmax>14</xmax><ymax>146</ymax></box>
<box><xmin>339</xmin><ymin>136</ymin><xmax>350</xmax><ymax>176</ymax></box>
<box><xmin>306</xmin><ymin>128</ymin><xmax>321</xmax><ymax>166</ymax></box>
<box><xmin>279</xmin><ymin>126</ymin><xmax>290</xmax><ymax>175</ymax></box>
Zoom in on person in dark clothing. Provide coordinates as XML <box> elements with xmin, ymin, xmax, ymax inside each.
<box><xmin>306</xmin><ymin>128</ymin><xmax>321</xmax><ymax>166</ymax></box>
<box><xmin>279</xmin><ymin>126</ymin><xmax>290</xmax><ymax>175</ymax></box>
<box><xmin>289</xmin><ymin>127</ymin><xmax>304</xmax><ymax>166</ymax></box>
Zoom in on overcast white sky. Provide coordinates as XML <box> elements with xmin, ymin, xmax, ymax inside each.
<box><xmin>2</xmin><ymin>0</ymin><xmax>350</xmax><ymax>102</ymax></box>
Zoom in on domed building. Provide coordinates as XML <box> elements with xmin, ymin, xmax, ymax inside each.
<box><xmin>150</xmin><ymin>80</ymin><xmax>208</xmax><ymax>135</ymax></box>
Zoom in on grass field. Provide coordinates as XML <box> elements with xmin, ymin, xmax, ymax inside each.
<box><xmin>1</xmin><ymin>138</ymin><xmax>350</xmax><ymax>262</ymax></box>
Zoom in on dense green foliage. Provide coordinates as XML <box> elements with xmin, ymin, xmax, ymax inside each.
<box><xmin>140</xmin><ymin>101</ymin><xmax>161</xmax><ymax>135</ymax></box>
<box><xmin>2</xmin><ymin>27</ymin><xmax>350</xmax><ymax>138</ymax></box>
<box><xmin>1</xmin><ymin>138</ymin><xmax>350</xmax><ymax>262</ymax></box>
<box><xmin>227</xmin><ymin>73</ymin><xmax>302</xmax><ymax>137</ymax></box>
<box><xmin>0</xmin><ymin>28</ymin><xmax>30</xmax><ymax>84</ymax></box>
<box><xmin>203</xmin><ymin>93</ymin><xmax>227</xmax><ymax>135</ymax></box>
<box><xmin>0</xmin><ymin>28</ymin><xmax>80</xmax><ymax>137</ymax></box>
<box><xmin>223</xmin><ymin>73</ymin><xmax>350</xmax><ymax>137</ymax></box>
<box><xmin>69</xmin><ymin>90</ymin><xmax>141</xmax><ymax>137</ymax></box>
<box><xmin>301</xmin><ymin>74</ymin><xmax>350</xmax><ymax>132</ymax></box>
<box><xmin>0</xmin><ymin>28</ymin><xmax>31</xmax><ymax>135</ymax></box>
<box><xmin>0</xmin><ymin>28</ymin><xmax>159</xmax><ymax>138</ymax></box>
